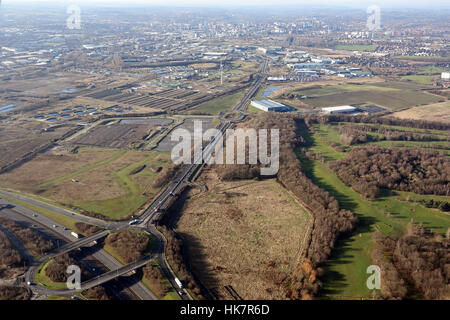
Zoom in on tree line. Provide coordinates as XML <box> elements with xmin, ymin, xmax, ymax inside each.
<box><xmin>304</xmin><ymin>113</ymin><xmax>450</xmax><ymax>131</ymax></box>
<box><xmin>336</xmin><ymin>124</ymin><xmax>449</xmax><ymax>146</ymax></box>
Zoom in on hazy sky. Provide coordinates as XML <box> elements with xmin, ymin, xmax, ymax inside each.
<box><xmin>2</xmin><ymin>0</ymin><xmax>450</xmax><ymax>8</ymax></box>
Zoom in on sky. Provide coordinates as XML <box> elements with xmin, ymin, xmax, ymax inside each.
<box><xmin>2</xmin><ymin>0</ymin><xmax>450</xmax><ymax>8</ymax></box>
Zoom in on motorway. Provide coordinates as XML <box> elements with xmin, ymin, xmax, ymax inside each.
<box><xmin>0</xmin><ymin>198</ymin><xmax>157</xmax><ymax>300</ymax></box>
<box><xmin>0</xmin><ymin>58</ymin><xmax>268</xmax><ymax>300</ymax></box>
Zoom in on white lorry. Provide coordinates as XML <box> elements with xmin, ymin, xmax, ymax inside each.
<box><xmin>174</xmin><ymin>277</ymin><xmax>183</xmax><ymax>289</ymax></box>
<box><xmin>71</xmin><ymin>232</ymin><xmax>79</xmax><ymax>239</ymax></box>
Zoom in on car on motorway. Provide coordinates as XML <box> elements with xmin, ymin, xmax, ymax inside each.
<box><xmin>52</xmin><ymin>224</ymin><xmax>57</xmax><ymax>228</ymax></box>
<box><xmin>128</xmin><ymin>219</ymin><xmax>140</xmax><ymax>226</ymax></box>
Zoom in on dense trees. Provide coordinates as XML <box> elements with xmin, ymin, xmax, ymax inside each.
<box><xmin>0</xmin><ymin>286</ymin><xmax>30</xmax><ymax>300</ymax></box>
<box><xmin>105</xmin><ymin>230</ymin><xmax>150</xmax><ymax>264</ymax></box>
<box><xmin>45</xmin><ymin>253</ymin><xmax>92</xmax><ymax>283</ymax></box>
<box><xmin>420</xmin><ymin>199</ymin><xmax>450</xmax><ymax>212</ymax></box>
<box><xmin>336</xmin><ymin>123</ymin><xmax>449</xmax><ymax>146</ymax></box>
<box><xmin>329</xmin><ymin>146</ymin><xmax>449</xmax><ymax>199</ymax></box>
<box><xmin>45</xmin><ymin>253</ymin><xmax>77</xmax><ymax>283</ymax></box>
<box><xmin>86</xmin><ymin>286</ymin><xmax>111</xmax><ymax>300</ymax></box>
<box><xmin>74</xmin><ymin>222</ymin><xmax>102</xmax><ymax>236</ymax></box>
<box><xmin>371</xmin><ymin>231</ymin><xmax>408</xmax><ymax>299</ymax></box>
<box><xmin>0</xmin><ymin>231</ymin><xmax>22</xmax><ymax>270</ymax></box>
<box><xmin>394</xmin><ymin>227</ymin><xmax>449</xmax><ymax>299</ymax></box>
<box><xmin>143</xmin><ymin>260</ymin><xmax>169</xmax><ymax>298</ymax></box>
<box><xmin>216</xmin><ymin>164</ymin><xmax>261</xmax><ymax>181</ymax></box>
<box><xmin>0</xmin><ymin>217</ymin><xmax>54</xmax><ymax>256</ymax></box>
<box><xmin>371</xmin><ymin>225</ymin><xmax>449</xmax><ymax>300</ymax></box>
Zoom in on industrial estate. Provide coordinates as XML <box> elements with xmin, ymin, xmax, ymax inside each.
<box><xmin>0</xmin><ymin>0</ymin><xmax>449</xmax><ymax>306</ymax></box>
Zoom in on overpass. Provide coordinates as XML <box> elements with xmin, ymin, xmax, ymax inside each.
<box><xmin>46</xmin><ymin>230</ymin><xmax>111</xmax><ymax>259</ymax></box>
<box><xmin>78</xmin><ymin>255</ymin><xmax>154</xmax><ymax>291</ymax></box>
<box><xmin>21</xmin><ymin>59</ymin><xmax>269</xmax><ymax>300</ymax></box>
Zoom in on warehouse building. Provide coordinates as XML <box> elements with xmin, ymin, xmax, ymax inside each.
<box><xmin>321</xmin><ymin>105</ymin><xmax>357</xmax><ymax>114</ymax></box>
<box><xmin>250</xmin><ymin>99</ymin><xmax>294</xmax><ymax>112</ymax></box>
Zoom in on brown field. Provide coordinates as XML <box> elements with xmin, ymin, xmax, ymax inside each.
<box><xmin>50</xmin><ymin>151</ymin><xmax>148</xmax><ymax>202</ymax></box>
<box><xmin>0</xmin><ymin>147</ymin><xmax>171</xmax><ymax>219</ymax></box>
<box><xmin>72</xmin><ymin>119</ymin><xmax>172</xmax><ymax>149</ymax></box>
<box><xmin>0</xmin><ymin>147</ymin><xmax>118</xmax><ymax>193</ymax></box>
<box><xmin>0</xmin><ymin>120</ymin><xmax>76</xmax><ymax>170</ymax></box>
<box><xmin>191</xmin><ymin>63</ymin><xmax>218</xmax><ymax>70</ymax></box>
<box><xmin>175</xmin><ymin>169</ymin><xmax>312</xmax><ymax>300</ymax></box>
<box><xmin>391</xmin><ymin>101</ymin><xmax>450</xmax><ymax>123</ymax></box>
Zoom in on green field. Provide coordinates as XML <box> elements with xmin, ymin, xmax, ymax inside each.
<box><xmin>335</xmin><ymin>44</ymin><xmax>377</xmax><ymax>52</ymax></box>
<box><xmin>188</xmin><ymin>89</ymin><xmax>246</xmax><ymax>115</ymax></box>
<box><xmin>300</xmin><ymin>123</ymin><xmax>450</xmax><ymax>299</ymax></box>
<box><xmin>290</xmin><ymin>83</ymin><xmax>442</xmax><ymax>110</ymax></box>
<box><xmin>401</xmin><ymin>75</ymin><xmax>435</xmax><ymax>85</ymax></box>
<box><xmin>420</xmin><ymin>66</ymin><xmax>448</xmax><ymax>74</ymax></box>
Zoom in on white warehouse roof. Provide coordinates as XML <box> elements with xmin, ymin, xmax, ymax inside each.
<box><xmin>322</xmin><ymin>105</ymin><xmax>356</xmax><ymax>113</ymax></box>
<box><xmin>251</xmin><ymin>99</ymin><xmax>293</xmax><ymax>112</ymax></box>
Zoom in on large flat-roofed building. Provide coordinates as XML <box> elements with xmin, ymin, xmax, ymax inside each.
<box><xmin>321</xmin><ymin>105</ymin><xmax>357</xmax><ymax>114</ymax></box>
<box><xmin>250</xmin><ymin>99</ymin><xmax>294</xmax><ymax>112</ymax></box>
